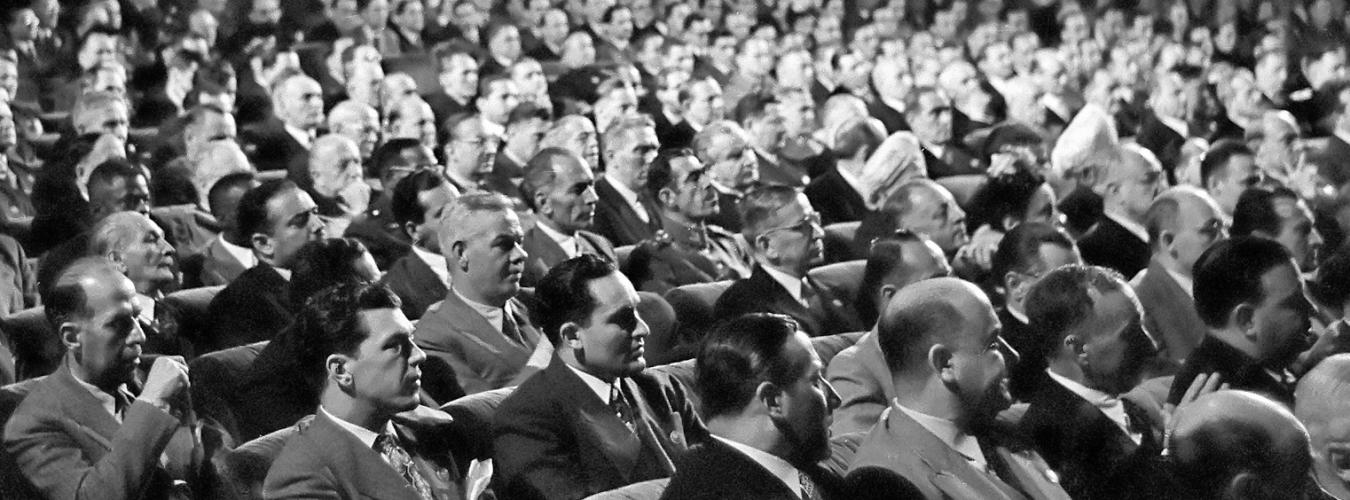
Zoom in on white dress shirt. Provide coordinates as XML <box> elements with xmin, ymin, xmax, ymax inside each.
<box><xmin>535</xmin><ymin>220</ymin><xmax>580</xmax><ymax>258</ymax></box>
<box><xmin>1044</xmin><ymin>369</ymin><xmax>1141</xmax><ymax>445</ymax></box>
<box><xmin>762</xmin><ymin>265</ymin><xmax>807</xmax><ymax>306</ymax></box>
<box><xmin>283</xmin><ymin>123</ymin><xmax>314</xmax><ymax>150</ymax></box>
<box><xmin>452</xmin><ymin>286</ymin><xmax>509</xmax><ymax>333</ymax></box>
<box><xmin>72</xmin><ymin>369</ymin><xmax>127</xmax><ymax>423</ymax></box>
<box><xmin>566</xmin><ymin>363</ymin><xmax>619</xmax><ymax>405</ymax></box>
<box><xmin>320</xmin><ymin>406</ymin><xmax>397</xmax><ymax>448</ymax></box>
<box><xmin>604</xmin><ymin>173</ymin><xmax>651</xmax><ymax>223</ymax></box>
<box><xmin>893</xmin><ymin>400</ymin><xmax>988</xmax><ymax>471</ymax></box>
<box><xmin>713</xmin><ymin>435</ymin><xmax>807</xmax><ymax>498</ymax></box>
<box><xmin>218</xmin><ymin>235</ymin><xmax>258</xmax><ymax>270</ymax></box>
<box><xmin>411</xmin><ymin>246</ymin><xmax>451</xmax><ymax>288</ymax></box>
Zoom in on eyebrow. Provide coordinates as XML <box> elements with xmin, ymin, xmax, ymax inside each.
<box><xmin>605</xmin><ymin>305</ymin><xmax>637</xmax><ymax>324</ymax></box>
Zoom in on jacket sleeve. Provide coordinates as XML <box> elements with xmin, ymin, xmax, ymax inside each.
<box><xmin>4</xmin><ymin>400</ymin><xmax>179</xmax><ymax>500</ymax></box>
<box><xmin>825</xmin><ymin>349</ymin><xmax>888</xmax><ymax>436</ymax></box>
<box><xmin>491</xmin><ymin>395</ymin><xmax>591</xmax><ymax>500</ymax></box>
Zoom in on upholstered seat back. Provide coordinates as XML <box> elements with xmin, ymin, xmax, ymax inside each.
<box><xmin>189</xmin><ymin>341</ymin><xmax>268</xmax><ymax>443</ymax></box>
<box><xmin>662</xmin><ymin>281</ymin><xmax>733</xmax><ymax>359</ymax></box>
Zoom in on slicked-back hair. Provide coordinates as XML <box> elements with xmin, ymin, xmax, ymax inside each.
<box><xmin>645</xmin><ymin>147</ymin><xmax>698</xmax><ymax>201</ymax></box>
<box><xmin>1199</xmin><ymin>139</ymin><xmax>1254</xmax><ymax>188</ymax></box>
<box><xmin>288</xmin><ymin>238</ymin><xmax>375</xmax><ymax>312</ymax></box>
<box><xmin>43</xmin><ymin>257</ymin><xmax>122</xmax><ymax>332</ymax></box>
<box><xmin>71</xmin><ymin>90</ymin><xmax>125</xmax><ymax>129</ymax></box>
<box><xmin>1232</xmin><ymin>186</ymin><xmax>1298</xmax><ymax>238</ymax></box>
<box><xmin>832</xmin><ymin>118</ymin><xmax>885</xmax><ymax>160</ymax></box>
<box><xmin>965</xmin><ymin>169</ymin><xmax>1047</xmax><ymax>233</ymax></box>
<box><xmin>902</xmin><ymin>86</ymin><xmax>943</xmax><ymax>123</ymax></box>
<box><xmin>1193</xmin><ymin>236</ymin><xmax>1295</xmax><ymax>329</ymax></box>
<box><xmin>87</xmin><ymin>158</ymin><xmax>145</xmax><ymax>191</ymax></box>
<box><xmin>691</xmin><ymin>121</ymin><xmax>748</xmax><ymax>164</ymax></box>
<box><xmin>208</xmin><ymin>172</ymin><xmax>258</xmax><ymax>217</ymax></box>
<box><xmin>438</xmin><ymin>191</ymin><xmax>515</xmax><ymax>248</ymax></box>
<box><xmin>857</xmin><ymin>230</ymin><xmax>930</xmax><ymax>327</ymax></box>
<box><xmin>522</xmin><ymin>147</ymin><xmax>587</xmax><ymax>211</ymax></box>
<box><xmin>236</xmin><ymin>179</ymin><xmax>300</xmax><ymax>242</ymax></box>
<box><xmin>532</xmin><ymin>254</ymin><xmax>618</xmax><ymax>345</ymax></box>
<box><xmin>739</xmin><ymin>184</ymin><xmax>801</xmax><ymax>243</ymax></box>
<box><xmin>696</xmin><ymin>313</ymin><xmax>808</xmax><ymax>418</ymax></box>
<box><xmin>1025</xmin><ymin>264</ymin><xmax>1127</xmax><ymax>357</ymax></box>
<box><xmin>990</xmin><ymin>221</ymin><xmax>1076</xmax><ymax>287</ymax></box>
<box><xmin>390</xmin><ymin>169</ymin><xmax>446</xmax><ymax>228</ymax></box>
<box><xmin>294</xmin><ymin>281</ymin><xmax>402</xmax><ymax>390</ymax></box>
<box><xmin>438</xmin><ymin>111</ymin><xmax>480</xmax><ymax>147</ymax></box>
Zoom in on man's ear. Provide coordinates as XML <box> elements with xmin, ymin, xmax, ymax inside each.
<box><xmin>1232</xmin><ymin>302</ymin><xmax>1257</xmax><ymax>337</ymax></box>
<box><xmin>534</xmin><ymin>191</ymin><xmax>551</xmax><ymax>217</ymax></box>
<box><xmin>403</xmin><ymin>221</ymin><xmax>420</xmax><ymax>241</ymax></box>
<box><xmin>326</xmin><ymin>354</ymin><xmax>353</xmax><ymax>389</ymax></box>
<box><xmin>450</xmin><ymin>240</ymin><xmax>469</xmax><ymax>270</ymax></box>
<box><xmin>1223</xmin><ymin>471</ymin><xmax>1262</xmax><ymax>500</ymax></box>
<box><xmin>879</xmin><ymin>284</ymin><xmax>899</xmax><ymax>305</ymax></box>
<box><xmin>250</xmin><ymin>233</ymin><xmax>273</xmax><ymax>257</ymax></box>
<box><xmin>560</xmin><ymin>322</ymin><xmax>583</xmax><ymax>348</ymax></box>
<box><xmin>1004</xmin><ymin>271</ymin><xmax>1024</xmax><ymax>298</ymax></box>
<box><xmin>105</xmin><ymin>251</ymin><xmax>127</xmax><ymax>273</ymax></box>
<box><xmin>59</xmin><ymin>322</ymin><xmax>82</xmax><ymax>352</ymax></box>
<box><xmin>657</xmin><ymin>186</ymin><xmax>677</xmax><ymax>208</ymax></box>
<box><xmin>929</xmin><ymin>344</ymin><xmax>955</xmax><ymax>383</ymax></box>
<box><xmin>756</xmin><ymin>381</ymin><xmax>785</xmax><ymax>417</ymax></box>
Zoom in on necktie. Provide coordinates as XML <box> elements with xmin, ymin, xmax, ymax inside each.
<box><xmin>609</xmin><ymin>383</ymin><xmax>637</xmax><ymax>433</ymax></box>
<box><xmin>375</xmin><ymin>432</ymin><xmax>437</xmax><ymax>500</ymax></box>
<box><xmin>799</xmin><ymin>471</ymin><xmax>820</xmax><ymax>500</ymax></box>
<box><xmin>800</xmin><ymin>279</ymin><xmax>821</xmax><ymax>311</ymax></box>
<box><xmin>502</xmin><ymin>309</ymin><xmax>523</xmax><ymax>346</ymax></box>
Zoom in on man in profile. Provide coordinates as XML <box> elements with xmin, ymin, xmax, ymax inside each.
<box><xmin>493</xmin><ymin>255</ymin><xmax>706</xmax><ymax>499</ymax></box>
<box><xmin>1295</xmin><ymin>353</ymin><xmax>1350</xmax><ymax>499</ymax></box>
<box><xmin>263</xmin><ymin>282</ymin><xmax>462</xmax><ymax>499</ymax></box>
<box><xmin>661</xmin><ymin>313</ymin><xmax>843</xmax><ymax>499</ymax></box>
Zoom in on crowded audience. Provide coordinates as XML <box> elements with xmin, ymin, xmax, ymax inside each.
<box><xmin>8</xmin><ymin>0</ymin><xmax>1350</xmax><ymax>499</ymax></box>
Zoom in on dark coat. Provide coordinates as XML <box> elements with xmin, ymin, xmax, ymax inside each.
<box><xmin>1135</xmin><ymin>258</ymin><xmax>1208</xmax><ymax>369</ymax></box>
<box><xmin>714</xmin><ymin>264</ymin><xmax>865</xmax><ymax>337</ymax></box>
<box><xmin>520</xmin><ymin>225</ymin><xmax>617</xmax><ymax>288</ymax></box>
<box><xmin>1168</xmin><ymin>335</ymin><xmax>1296</xmax><ymax>407</ymax></box>
<box><xmin>660</xmin><ymin>437</ymin><xmax>846</xmax><ymax>500</ymax></box>
<box><xmin>239</xmin><ymin>117</ymin><xmax>310</xmax><ymax>173</ymax></box>
<box><xmin>805</xmin><ymin>168</ymin><xmax>868</xmax><ymax>226</ymax></box>
<box><xmin>1077</xmin><ymin>216</ymin><xmax>1150</xmax><ymax>280</ymax></box>
<box><xmin>593</xmin><ymin>177</ymin><xmax>661</xmax><ymax>247</ymax></box>
<box><xmin>380</xmin><ymin>252</ymin><xmax>448</xmax><ymax>320</ymax></box>
<box><xmin>203</xmin><ymin>263</ymin><xmax>291</xmax><ymax>353</ymax></box>
<box><xmin>867</xmin><ymin>100</ymin><xmax>910</xmax><ymax>135</ymax></box>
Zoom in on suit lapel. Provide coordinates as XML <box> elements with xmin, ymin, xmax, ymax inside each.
<box><xmin>309</xmin><ymin>411</ymin><xmax>421</xmax><ymax>500</ymax></box>
<box><xmin>51</xmin><ymin>366</ymin><xmax>122</xmax><ymax>450</ymax></box>
<box><xmin>425</xmin><ymin>291</ymin><xmax>524</xmax><ymax>362</ymax></box>
<box><xmin>750</xmin><ymin>266</ymin><xmax>821</xmax><ymax>335</ymax></box>
<box><xmin>401</xmin><ymin>253</ymin><xmax>446</xmax><ymax>301</ymax></box>
<box><xmin>883</xmin><ymin>407</ymin><xmax>1021</xmax><ymax>500</ymax></box>
<box><xmin>623</xmin><ymin>377</ymin><xmax>678</xmax><ymax>476</ymax></box>
<box><xmin>525</xmin><ymin>227</ymin><xmax>570</xmax><ymax>270</ymax></box>
<box><xmin>551</xmin><ymin>361</ymin><xmax>644</xmax><ymax>483</ymax></box>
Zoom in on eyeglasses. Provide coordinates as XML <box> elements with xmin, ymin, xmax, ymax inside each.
<box><xmin>760</xmin><ymin>211</ymin><xmax>822</xmax><ymax>238</ymax></box>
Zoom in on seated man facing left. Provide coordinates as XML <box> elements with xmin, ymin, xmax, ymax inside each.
<box><xmin>264</xmin><ymin>282</ymin><xmax>462</xmax><ymax>499</ymax></box>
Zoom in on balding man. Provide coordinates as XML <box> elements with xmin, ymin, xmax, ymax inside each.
<box><xmin>1020</xmin><ymin>265</ymin><xmax>1162</xmax><ymax>500</ymax></box>
<box><xmin>805</xmin><ymin>118</ymin><xmax>885</xmax><ymax>226</ymax></box>
<box><xmin>867</xmin><ymin>57</ymin><xmax>912</xmax><ymax>134</ymax></box>
<box><xmin>827</xmin><ymin>231</ymin><xmax>952</xmax><ymax>435</ymax></box>
<box><xmin>714</xmin><ymin>185</ymin><xmax>863</xmax><ymax>336</ymax></box>
<box><xmin>852</xmin><ymin>179</ymin><xmax>970</xmax><ymax>267</ymax></box>
<box><xmin>379</xmin><ymin>170</ymin><xmax>459</xmax><ymax>320</ymax></box>
<box><xmin>241</xmin><ymin>72</ymin><xmax>325</xmax><ymax>172</ymax></box>
<box><xmin>385</xmin><ymin>95</ymin><xmax>438</xmax><ymax>151</ymax></box>
<box><xmin>413</xmin><ymin>192</ymin><xmax>546</xmax><ymax>401</ymax></box>
<box><xmin>693</xmin><ymin>120</ymin><xmax>759</xmax><ymax>232</ymax></box>
<box><xmin>89</xmin><ymin>211</ymin><xmax>190</xmax><ymax>355</ymax></box>
<box><xmin>594</xmin><ymin>116</ymin><xmax>662</xmax><ymax>246</ymax></box>
<box><xmin>1077</xmin><ymin>144</ymin><xmax>1164</xmax><ymax>279</ymax></box>
<box><xmin>1135</xmin><ymin>187</ymin><xmax>1228</xmax><ymax>368</ymax></box>
<box><xmin>300</xmin><ymin>135</ymin><xmax>368</xmax><ymax>224</ymax></box>
<box><xmin>326</xmin><ymin>100</ymin><xmax>380</xmax><ymax>161</ymax></box>
<box><xmin>520</xmin><ymin>148</ymin><xmax>615</xmax><ymax>287</ymax></box>
<box><xmin>192</xmin><ymin>141</ymin><xmax>254</xmax><ymax>208</ymax></box>
<box><xmin>1167</xmin><ymin>391</ymin><xmax>1312</xmax><ymax>499</ymax></box>
<box><xmin>845</xmin><ymin>278</ymin><xmax>1070</xmax><ymax>500</ymax></box>
<box><xmin>1295</xmin><ymin>354</ymin><xmax>1350</xmax><ymax>498</ymax></box>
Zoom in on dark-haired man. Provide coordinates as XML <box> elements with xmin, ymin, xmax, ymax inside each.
<box><xmin>493</xmin><ymin>254</ymin><xmax>707</xmax><ymax>499</ymax></box>
<box><xmin>204</xmin><ymin>179</ymin><xmax>327</xmax><ymax>352</ymax></box>
<box><xmin>1200</xmin><ymin>140</ymin><xmax>1262</xmax><ymax>217</ymax></box>
<box><xmin>990</xmin><ymin>222</ymin><xmax>1082</xmax><ymax>400</ymax></box>
<box><xmin>263</xmin><ymin>282</ymin><xmax>463</xmax><ymax>499</ymax></box>
<box><xmin>1020</xmin><ymin>265</ymin><xmax>1163</xmax><ymax>500</ymax></box>
<box><xmin>1232</xmin><ymin>187</ymin><xmax>1324</xmax><ymax>274</ymax></box>
<box><xmin>183</xmin><ymin>172</ymin><xmax>260</xmax><ymax>288</ymax></box>
<box><xmin>345</xmin><ymin>138</ymin><xmax>440</xmax><ymax>269</ymax></box>
<box><xmin>520</xmin><ymin>148</ymin><xmax>616</xmax><ymax>287</ymax></box>
<box><xmin>661</xmin><ymin>313</ymin><xmax>843</xmax><ymax>499</ymax></box>
<box><xmin>380</xmin><ymin>170</ymin><xmax>458</xmax><ymax>320</ymax></box>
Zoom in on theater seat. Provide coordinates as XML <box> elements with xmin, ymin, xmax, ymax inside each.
<box><xmin>223</xmin><ymin>415</ymin><xmax>311</xmax><ymax>500</ymax></box>
<box><xmin>661</xmin><ymin>280</ymin><xmax>733</xmax><ymax>359</ymax></box>
<box><xmin>1</xmin><ymin>307</ymin><xmax>58</xmax><ymax>381</ymax></box>
<box><xmin>583</xmin><ymin>478</ymin><xmax>670</xmax><ymax>500</ymax></box>
<box><xmin>161</xmin><ymin>285</ymin><xmax>224</xmax><ymax>354</ymax></box>
<box><xmin>809</xmin><ymin>260</ymin><xmax>866</xmax><ymax>307</ymax></box>
<box><xmin>823</xmin><ymin>221</ymin><xmax>862</xmax><ymax>263</ymax></box>
<box><xmin>636</xmin><ymin>292</ymin><xmax>681</xmax><ymax>365</ymax></box>
<box><xmin>190</xmin><ymin>341</ymin><xmax>268</xmax><ymax>443</ymax></box>
<box><xmin>440</xmin><ymin>386</ymin><xmax>517</xmax><ymax>469</ymax></box>
<box><xmin>935</xmin><ymin>174</ymin><xmax>988</xmax><ymax>210</ymax></box>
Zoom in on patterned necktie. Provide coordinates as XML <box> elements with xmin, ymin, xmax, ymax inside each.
<box><xmin>799</xmin><ymin>471</ymin><xmax>820</xmax><ymax>500</ymax></box>
<box><xmin>609</xmin><ymin>382</ymin><xmax>637</xmax><ymax>433</ymax></box>
<box><xmin>375</xmin><ymin>432</ymin><xmax>436</xmax><ymax>500</ymax></box>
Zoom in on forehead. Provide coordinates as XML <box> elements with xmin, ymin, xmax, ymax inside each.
<box><xmin>1176</xmin><ymin>194</ymin><xmax>1222</xmax><ymax>223</ymax></box>
<box><xmin>267</xmin><ymin>188</ymin><xmax>315</xmax><ymax>217</ymax></box>
<box><xmin>1091</xmin><ymin>288</ymin><xmax>1141</xmax><ymax>322</ymax></box>
<box><xmin>468</xmin><ymin>208</ymin><xmax>520</xmax><ymax>234</ymax></box>
<box><xmin>554</xmin><ymin>156</ymin><xmax>594</xmax><ymax>182</ymax></box>
<box><xmin>84</xmin><ymin>273</ymin><xmax>138</xmax><ymax>316</ymax></box>
<box><xmin>356</xmin><ymin>308</ymin><xmax>413</xmax><ymax>346</ymax></box>
<box><xmin>1260</xmin><ymin>262</ymin><xmax>1302</xmax><ymax>299</ymax></box>
<box><xmin>669</xmin><ymin>154</ymin><xmax>704</xmax><ymax>178</ymax></box>
<box><xmin>1272</xmin><ymin>196</ymin><xmax>1312</xmax><ymax>222</ymax></box>
<box><xmin>585</xmin><ymin>272</ymin><xmax>640</xmax><ymax>316</ymax></box>
<box><xmin>1037</xmin><ymin>242</ymin><xmax>1081</xmax><ymax>268</ymax></box>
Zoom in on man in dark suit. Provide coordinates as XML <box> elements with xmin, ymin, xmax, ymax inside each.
<box><xmin>493</xmin><ymin>255</ymin><xmax>707</xmax><ymax>499</ymax></box>
<box><xmin>1168</xmin><ymin>237</ymin><xmax>1318</xmax><ymax>408</ymax></box>
<box><xmin>184</xmin><ymin>172</ymin><xmax>259</xmax><ymax>288</ymax></box>
<box><xmin>203</xmin><ymin>179</ymin><xmax>327</xmax><ymax>353</ymax></box>
<box><xmin>715</xmin><ymin>185</ymin><xmax>864</xmax><ymax>336</ymax></box>
<box><xmin>905</xmin><ymin>86</ymin><xmax>980</xmax><ymax>179</ymax></box>
<box><xmin>867</xmin><ymin>57</ymin><xmax>910</xmax><ymax>134</ymax></box>
<box><xmin>1135</xmin><ymin>187</ymin><xmax>1226</xmax><ymax>370</ymax></box>
<box><xmin>263</xmin><ymin>282</ymin><xmax>463</xmax><ymax>499</ymax></box>
<box><xmin>1021</xmin><ymin>265</ymin><xmax>1164</xmax><ymax>500</ymax></box>
<box><xmin>845</xmin><ymin>278</ymin><xmax>1071</xmax><ymax>500</ymax></box>
<box><xmin>413</xmin><ymin>192</ymin><xmax>546</xmax><ymax>402</ymax></box>
<box><xmin>805</xmin><ymin>119</ymin><xmax>882</xmax><ymax>226</ymax></box>
<box><xmin>694</xmin><ymin>121</ymin><xmax>761</xmax><ymax>233</ymax></box>
<box><xmin>344</xmin><ymin>139</ymin><xmax>438</xmax><ymax>269</ymax></box>
<box><xmin>424</xmin><ymin>46</ymin><xmax>479</xmax><ymax>127</ymax></box>
<box><xmin>1136</xmin><ymin>65</ymin><xmax>1202</xmax><ymax>180</ymax></box>
<box><xmin>520</xmin><ymin>148</ymin><xmax>617</xmax><ymax>287</ymax></box>
<box><xmin>239</xmin><ymin>72</ymin><xmax>324</xmax><ymax>172</ymax></box>
<box><xmin>594</xmin><ymin>116</ymin><xmax>662</xmax><ymax>246</ymax></box>
<box><xmin>1077</xmin><ymin>145</ymin><xmax>1163</xmax><ymax>280</ymax></box>
<box><xmin>5</xmin><ymin>258</ymin><xmax>210</xmax><ymax>499</ymax></box>
<box><xmin>662</xmin><ymin>313</ymin><xmax>844</xmax><ymax>500</ymax></box>
<box><xmin>380</xmin><ymin>170</ymin><xmax>458</xmax><ymax>320</ymax></box>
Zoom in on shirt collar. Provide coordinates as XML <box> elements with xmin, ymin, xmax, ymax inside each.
<box><xmin>535</xmin><ymin>220</ymin><xmax>580</xmax><ymax>258</ymax></box>
<box><xmin>1335</xmin><ymin>129</ymin><xmax>1350</xmax><ymax>149</ymax></box>
<box><xmin>834</xmin><ymin>165</ymin><xmax>870</xmax><ymax>199</ymax></box>
<box><xmin>1104</xmin><ymin>211</ymin><xmax>1150</xmax><ymax>244</ymax></box>
<box><xmin>481</xmin><ymin>117</ymin><xmax>506</xmax><ymax>140</ymax></box>
<box><xmin>411</xmin><ymin>245</ymin><xmax>451</xmax><ymax>288</ymax></box>
<box><xmin>604</xmin><ymin>174</ymin><xmax>651</xmax><ymax>223</ymax></box>
<box><xmin>565</xmin><ymin>363</ymin><xmax>618</xmax><ymax>405</ymax></box>
<box><xmin>283</xmin><ymin>123</ymin><xmax>314</xmax><ymax>149</ymax></box>
<box><xmin>1163</xmin><ymin>266</ymin><xmax>1194</xmax><ymax>299</ymax></box>
<box><xmin>68</xmin><ymin>360</ymin><xmax>130</xmax><ymax>423</ymax></box>
<box><xmin>218</xmin><ymin>234</ymin><xmax>259</xmax><ymax>270</ymax></box>
<box><xmin>1005</xmin><ymin>306</ymin><xmax>1029</xmax><ymax>325</ymax></box>
<box><xmin>1044</xmin><ymin>369</ymin><xmax>1141</xmax><ymax>444</ymax></box>
<box><xmin>319</xmin><ymin>406</ymin><xmax>397</xmax><ymax>449</ymax></box>
<box><xmin>892</xmin><ymin>400</ymin><xmax>987</xmax><ymax>470</ymax></box>
<box><xmin>880</xmin><ymin>97</ymin><xmax>906</xmax><ymax>114</ymax></box>
<box><xmin>452</xmin><ymin>286</ymin><xmax>507</xmax><ymax>332</ymax></box>
<box><xmin>1157</xmin><ymin>114</ymin><xmax>1189</xmax><ymax>138</ymax></box>
<box><xmin>712</xmin><ymin>435</ymin><xmax>804</xmax><ymax>496</ymax></box>
<box><xmin>762</xmin><ymin>265</ymin><xmax>805</xmax><ymax>304</ymax></box>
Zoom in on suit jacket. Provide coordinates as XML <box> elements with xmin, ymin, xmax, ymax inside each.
<box><xmin>0</xmin><ymin>233</ymin><xmax>35</xmax><ymax>318</ymax></box>
<box><xmin>714</xmin><ymin>264</ymin><xmax>865</xmax><ymax>337</ymax></box>
<box><xmin>1077</xmin><ymin>216</ymin><xmax>1150</xmax><ymax>280</ymax></box>
<box><xmin>187</xmin><ymin>236</ymin><xmax>252</xmax><ymax>288</ymax></box>
<box><xmin>521</xmin><ymin>225</ymin><xmax>617</xmax><ymax>288</ymax></box>
<box><xmin>1020</xmin><ymin>376</ymin><xmax>1164</xmax><ymax>500</ymax></box>
<box><xmin>203</xmin><ymin>263</ymin><xmax>291</xmax><ymax>353</ymax></box>
<box><xmin>424</xmin><ymin>91</ymin><xmax>473</xmax><ymax>129</ymax></box>
<box><xmin>922</xmin><ymin>144</ymin><xmax>981</xmax><ymax>179</ymax></box>
<box><xmin>492</xmin><ymin>358</ymin><xmax>708</xmax><ymax>500</ymax></box>
<box><xmin>4</xmin><ymin>364</ymin><xmax>191</xmax><ymax>500</ymax></box>
<box><xmin>705</xmin><ymin>187</ymin><xmax>744</xmax><ymax>233</ymax></box>
<box><xmin>594</xmin><ymin>177</ymin><xmax>661</xmax><ymax>247</ymax></box>
<box><xmin>845</xmin><ymin>405</ymin><xmax>1071</xmax><ymax>500</ymax></box>
<box><xmin>413</xmin><ymin>291</ymin><xmax>542</xmax><ymax>400</ymax></box>
<box><xmin>654</xmin><ymin>112</ymin><xmax>695</xmax><ymax>151</ymax></box>
<box><xmin>825</xmin><ymin>331</ymin><xmax>895</xmax><ymax>436</ymax></box>
<box><xmin>263</xmin><ymin>408</ymin><xmax>461</xmax><ymax>499</ymax></box>
<box><xmin>487</xmin><ymin>151</ymin><xmax>528</xmax><ymax>202</ymax></box>
<box><xmin>1135</xmin><ymin>259</ymin><xmax>1207</xmax><ymax>368</ymax></box>
<box><xmin>240</xmin><ymin>117</ymin><xmax>310</xmax><ymax>173</ymax></box>
<box><xmin>344</xmin><ymin>198</ymin><xmax>413</xmax><ymax>270</ymax></box>
<box><xmin>805</xmin><ymin>168</ymin><xmax>868</xmax><ymax>226</ymax></box>
<box><xmin>1167</xmin><ymin>335</ymin><xmax>1295</xmax><ymax>407</ymax></box>
<box><xmin>1136</xmin><ymin>111</ymin><xmax>1185</xmax><ymax>180</ymax></box>
<box><xmin>757</xmin><ymin>153</ymin><xmax>809</xmax><ymax>188</ymax></box>
<box><xmin>867</xmin><ymin>100</ymin><xmax>910</xmax><ymax>135</ymax></box>
<box><xmin>624</xmin><ymin>222</ymin><xmax>751</xmax><ymax>295</ymax></box>
<box><xmin>999</xmin><ymin>309</ymin><xmax>1043</xmax><ymax>402</ymax></box>
<box><xmin>381</xmin><ymin>252</ymin><xmax>449</xmax><ymax>320</ymax></box>
<box><xmin>660</xmin><ymin>437</ymin><xmax>845</xmax><ymax>500</ymax></box>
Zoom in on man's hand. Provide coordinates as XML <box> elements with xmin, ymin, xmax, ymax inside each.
<box><xmin>138</xmin><ymin>356</ymin><xmax>190</xmax><ymax>413</ymax></box>
<box><xmin>953</xmin><ymin>225</ymin><xmax>1002</xmax><ymax>272</ymax></box>
<box><xmin>1294</xmin><ymin>319</ymin><xmax>1350</xmax><ymax>375</ymax></box>
<box><xmin>1162</xmin><ymin>372</ymin><xmax>1226</xmax><ymax>450</ymax></box>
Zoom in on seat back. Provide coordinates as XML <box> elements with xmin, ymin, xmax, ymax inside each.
<box><xmin>823</xmin><ymin>221</ymin><xmax>862</xmax><ymax>263</ymax></box>
<box><xmin>189</xmin><ymin>341</ymin><xmax>268</xmax><ymax>443</ymax></box>
<box><xmin>0</xmin><ymin>307</ymin><xmax>57</xmax><ymax>381</ymax></box>
<box><xmin>661</xmin><ymin>281</ymin><xmax>733</xmax><ymax>358</ymax></box>
<box><xmin>439</xmin><ymin>386</ymin><xmax>517</xmax><ymax>465</ymax></box>
<box><xmin>935</xmin><ymin>174</ymin><xmax>988</xmax><ymax>210</ymax></box>
<box><xmin>808</xmin><ymin>260</ymin><xmax>867</xmax><ymax>310</ymax></box>
<box><xmin>162</xmin><ymin>285</ymin><xmax>225</xmax><ymax>352</ymax></box>
<box><xmin>582</xmin><ymin>478</ymin><xmax>670</xmax><ymax>500</ymax></box>
<box><xmin>222</xmin><ymin>415</ymin><xmax>310</xmax><ymax>500</ymax></box>
<box><xmin>636</xmin><ymin>292</ymin><xmax>681</xmax><ymax>365</ymax></box>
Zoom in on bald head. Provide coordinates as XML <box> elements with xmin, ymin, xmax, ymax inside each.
<box><xmin>308</xmin><ymin>135</ymin><xmax>361</xmax><ymax>197</ymax></box>
<box><xmin>1171</xmin><ymin>390</ymin><xmax>1311</xmax><ymax>500</ymax></box>
<box><xmin>1296</xmin><ymin>355</ymin><xmax>1350</xmax><ymax>498</ymax></box>
<box><xmin>884</xmin><ymin>179</ymin><xmax>968</xmax><ymax>254</ymax></box>
<box><xmin>877</xmin><ymin>277</ymin><xmax>994</xmax><ymax>376</ymax></box>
